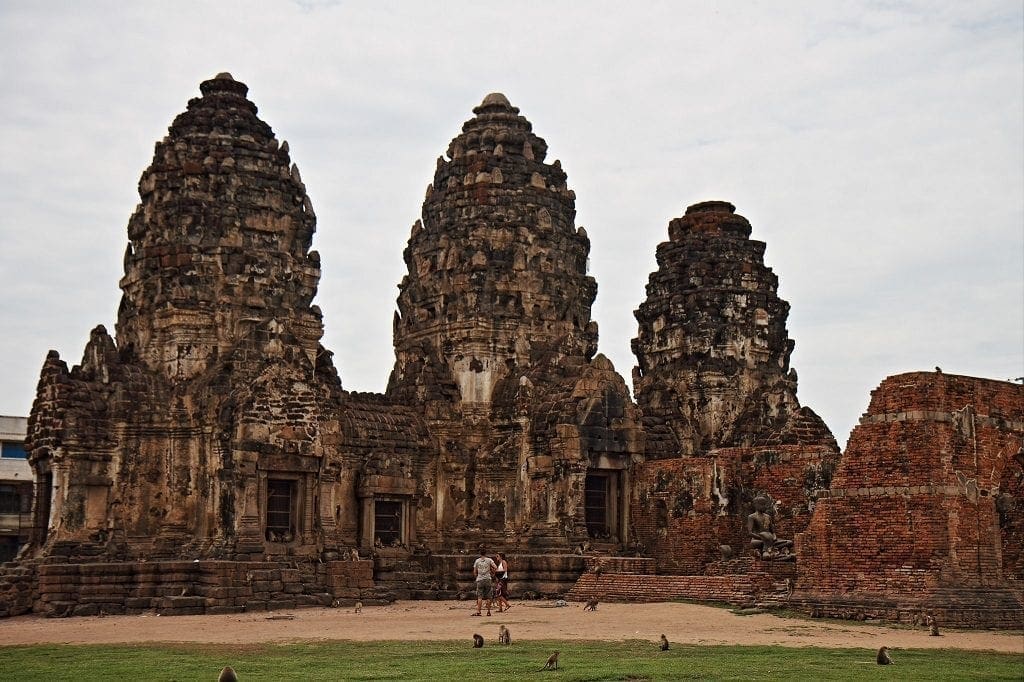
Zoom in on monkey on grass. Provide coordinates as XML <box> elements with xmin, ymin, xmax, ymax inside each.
<box><xmin>538</xmin><ymin>650</ymin><xmax>560</xmax><ymax>671</ymax></box>
<box><xmin>472</xmin><ymin>633</ymin><xmax>484</xmax><ymax>648</ymax></box>
<box><xmin>218</xmin><ymin>666</ymin><xmax>238</xmax><ymax>682</ymax></box>
<box><xmin>498</xmin><ymin>624</ymin><xmax>511</xmax><ymax>645</ymax></box>
<box><xmin>876</xmin><ymin>646</ymin><xmax>894</xmax><ymax>665</ymax></box>
<box><xmin>659</xmin><ymin>634</ymin><xmax>669</xmax><ymax>651</ymax></box>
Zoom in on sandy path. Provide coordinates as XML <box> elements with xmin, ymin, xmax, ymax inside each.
<box><xmin>0</xmin><ymin>601</ymin><xmax>1020</xmax><ymax>654</ymax></box>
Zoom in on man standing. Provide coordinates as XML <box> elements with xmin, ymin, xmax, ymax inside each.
<box><xmin>472</xmin><ymin>547</ymin><xmax>497</xmax><ymax>616</ymax></box>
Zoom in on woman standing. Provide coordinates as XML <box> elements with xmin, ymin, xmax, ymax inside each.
<box><xmin>494</xmin><ymin>553</ymin><xmax>511</xmax><ymax>612</ymax></box>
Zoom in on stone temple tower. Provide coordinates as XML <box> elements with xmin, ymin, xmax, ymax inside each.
<box><xmin>632</xmin><ymin>201</ymin><xmax>836</xmax><ymax>457</ymax></box>
<box><xmin>25</xmin><ymin>74</ymin><xmax>347</xmax><ymax>561</ymax></box>
<box><xmin>387</xmin><ymin>94</ymin><xmax>641</xmax><ymax>548</ymax></box>
<box><xmin>627</xmin><ymin>201</ymin><xmax>838</xmax><ymax>575</ymax></box>
<box><xmin>117</xmin><ymin>73</ymin><xmax>325</xmax><ymax>381</ymax></box>
<box><xmin>388</xmin><ymin>93</ymin><xmax>597</xmax><ymax>409</ymax></box>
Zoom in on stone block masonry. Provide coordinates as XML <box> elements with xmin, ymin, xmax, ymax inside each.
<box><xmin>31</xmin><ymin>559</ymin><xmax>376</xmax><ymax>617</ymax></box>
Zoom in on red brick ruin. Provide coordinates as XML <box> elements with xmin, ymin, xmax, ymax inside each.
<box><xmin>1</xmin><ymin>75</ymin><xmax>1020</xmax><ymax>627</ymax></box>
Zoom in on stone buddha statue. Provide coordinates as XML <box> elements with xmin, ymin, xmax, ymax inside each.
<box><xmin>747</xmin><ymin>495</ymin><xmax>794</xmax><ymax>561</ymax></box>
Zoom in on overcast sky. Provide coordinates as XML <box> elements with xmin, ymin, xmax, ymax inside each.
<box><xmin>1</xmin><ymin>1</ymin><xmax>1021</xmax><ymax>448</ymax></box>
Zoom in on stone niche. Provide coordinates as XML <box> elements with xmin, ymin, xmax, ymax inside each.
<box><xmin>793</xmin><ymin>372</ymin><xmax>1024</xmax><ymax>627</ymax></box>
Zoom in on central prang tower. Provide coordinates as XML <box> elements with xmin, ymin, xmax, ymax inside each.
<box><xmin>388</xmin><ymin>93</ymin><xmax>597</xmax><ymax>409</ymax></box>
<box><xmin>387</xmin><ymin>94</ymin><xmax>641</xmax><ymax>549</ymax></box>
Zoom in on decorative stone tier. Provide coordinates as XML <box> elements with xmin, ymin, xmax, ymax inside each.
<box><xmin>440</xmin><ymin>553</ymin><xmax>588</xmax><ymax>598</ymax></box>
<box><xmin>28</xmin><ymin>559</ymin><xmax>381</xmax><ymax>617</ymax></box>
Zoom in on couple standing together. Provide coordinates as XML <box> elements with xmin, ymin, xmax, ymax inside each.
<box><xmin>472</xmin><ymin>548</ymin><xmax>510</xmax><ymax>617</ymax></box>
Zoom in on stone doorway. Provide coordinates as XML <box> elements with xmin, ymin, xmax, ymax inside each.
<box><xmin>373</xmin><ymin>499</ymin><xmax>405</xmax><ymax>548</ymax></box>
<box><xmin>265</xmin><ymin>478</ymin><xmax>296</xmax><ymax>542</ymax></box>
<box><xmin>585</xmin><ymin>471</ymin><xmax>623</xmax><ymax>541</ymax></box>
<box><xmin>32</xmin><ymin>470</ymin><xmax>52</xmax><ymax>545</ymax></box>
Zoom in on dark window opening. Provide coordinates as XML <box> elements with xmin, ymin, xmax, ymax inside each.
<box><xmin>34</xmin><ymin>472</ymin><xmax>52</xmax><ymax>541</ymax></box>
<box><xmin>0</xmin><ymin>485</ymin><xmax>19</xmax><ymax>514</ymax></box>
<box><xmin>585</xmin><ymin>474</ymin><xmax>611</xmax><ymax>539</ymax></box>
<box><xmin>374</xmin><ymin>500</ymin><xmax>403</xmax><ymax>547</ymax></box>
<box><xmin>0</xmin><ymin>538</ymin><xmax>18</xmax><ymax>563</ymax></box>
<box><xmin>266</xmin><ymin>479</ymin><xmax>295</xmax><ymax>541</ymax></box>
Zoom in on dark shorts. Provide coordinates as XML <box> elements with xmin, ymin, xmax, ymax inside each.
<box><xmin>475</xmin><ymin>578</ymin><xmax>493</xmax><ymax>600</ymax></box>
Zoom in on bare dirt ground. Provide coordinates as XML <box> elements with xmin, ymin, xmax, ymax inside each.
<box><xmin>0</xmin><ymin>601</ymin><xmax>1020</xmax><ymax>653</ymax></box>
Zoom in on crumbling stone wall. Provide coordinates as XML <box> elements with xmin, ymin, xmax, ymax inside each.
<box><xmin>631</xmin><ymin>444</ymin><xmax>836</xmax><ymax>574</ymax></box>
<box><xmin>793</xmin><ymin>372</ymin><xmax>1024</xmax><ymax>627</ymax></box>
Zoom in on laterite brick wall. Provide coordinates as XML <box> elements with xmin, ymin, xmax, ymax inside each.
<box><xmin>794</xmin><ymin>373</ymin><xmax>1024</xmax><ymax>628</ymax></box>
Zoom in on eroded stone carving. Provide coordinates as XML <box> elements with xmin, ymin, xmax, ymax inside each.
<box><xmin>746</xmin><ymin>495</ymin><xmax>793</xmax><ymax>561</ymax></box>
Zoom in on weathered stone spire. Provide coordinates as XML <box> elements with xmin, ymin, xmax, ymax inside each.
<box><xmin>388</xmin><ymin>93</ymin><xmax>597</xmax><ymax>405</ymax></box>
<box><xmin>116</xmin><ymin>72</ymin><xmax>323</xmax><ymax>381</ymax></box>
<box><xmin>632</xmin><ymin>201</ymin><xmax>835</xmax><ymax>456</ymax></box>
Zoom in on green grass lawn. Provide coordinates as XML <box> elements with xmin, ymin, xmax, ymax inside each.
<box><xmin>0</xmin><ymin>640</ymin><xmax>1020</xmax><ymax>681</ymax></box>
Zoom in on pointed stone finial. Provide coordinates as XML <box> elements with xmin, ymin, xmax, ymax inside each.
<box><xmin>200</xmin><ymin>72</ymin><xmax>249</xmax><ymax>97</ymax></box>
<box><xmin>481</xmin><ymin>92</ymin><xmax>510</xmax><ymax>108</ymax></box>
<box><xmin>474</xmin><ymin>92</ymin><xmax>519</xmax><ymax>115</ymax></box>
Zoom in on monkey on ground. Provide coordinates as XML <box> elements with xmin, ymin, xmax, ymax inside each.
<box><xmin>354</xmin><ymin>601</ymin><xmax>362</xmax><ymax>614</ymax></box>
<box><xmin>876</xmin><ymin>646</ymin><xmax>894</xmax><ymax>665</ymax></box>
<box><xmin>498</xmin><ymin>624</ymin><xmax>511</xmax><ymax>645</ymax></box>
<box><xmin>538</xmin><ymin>650</ymin><xmax>560</xmax><ymax>670</ymax></box>
<box><xmin>583</xmin><ymin>598</ymin><xmax>598</xmax><ymax>611</ymax></box>
<box><xmin>218</xmin><ymin>666</ymin><xmax>239</xmax><ymax>682</ymax></box>
<box><xmin>659</xmin><ymin>634</ymin><xmax>669</xmax><ymax>651</ymax></box>
<box><xmin>927</xmin><ymin>615</ymin><xmax>941</xmax><ymax>636</ymax></box>
<box><xmin>472</xmin><ymin>633</ymin><xmax>484</xmax><ymax>648</ymax></box>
